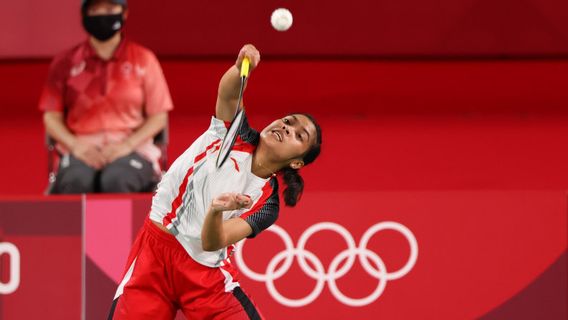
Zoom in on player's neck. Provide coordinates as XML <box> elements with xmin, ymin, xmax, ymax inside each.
<box><xmin>251</xmin><ymin>154</ymin><xmax>278</xmax><ymax>179</ymax></box>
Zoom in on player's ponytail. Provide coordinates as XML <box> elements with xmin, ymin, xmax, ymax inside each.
<box><xmin>281</xmin><ymin>113</ymin><xmax>322</xmax><ymax>207</ymax></box>
<box><xmin>282</xmin><ymin>168</ymin><xmax>304</xmax><ymax>206</ymax></box>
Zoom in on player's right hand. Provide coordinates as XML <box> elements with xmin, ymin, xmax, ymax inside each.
<box><xmin>236</xmin><ymin>44</ymin><xmax>260</xmax><ymax>73</ymax></box>
<box><xmin>211</xmin><ymin>193</ymin><xmax>253</xmax><ymax>213</ymax></box>
<box><xmin>71</xmin><ymin>142</ymin><xmax>106</xmax><ymax>169</ymax></box>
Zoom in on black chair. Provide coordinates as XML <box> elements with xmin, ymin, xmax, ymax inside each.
<box><xmin>46</xmin><ymin>123</ymin><xmax>169</xmax><ymax>194</ymax></box>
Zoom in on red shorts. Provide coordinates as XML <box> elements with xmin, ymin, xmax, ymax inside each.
<box><xmin>108</xmin><ymin>218</ymin><xmax>263</xmax><ymax>320</ymax></box>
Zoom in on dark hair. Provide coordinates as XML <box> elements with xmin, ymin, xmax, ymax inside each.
<box><xmin>81</xmin><ymin>0</ymin><xmax>128</xmax><ymax>14</ymax></box>
<box><xmin>281</xmin><ymin>113</ymin><xmax>322</xmax><ymax>207</ymax></box>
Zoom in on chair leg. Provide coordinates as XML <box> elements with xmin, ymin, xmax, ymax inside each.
<box><xmin>45</xmin><ymin>173</ymin><xmax>57</xmax><ymax>195</ymax></box>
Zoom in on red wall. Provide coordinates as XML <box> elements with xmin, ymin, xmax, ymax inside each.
<box><xmin>3</xmin><ymin>0</ymin><xmax>568</xmax><ymax>58</ymax></box>
<box><xmin>126</xmin><ymin>0</ymin><xmax>568</xmax><ymax>57</ymax></box>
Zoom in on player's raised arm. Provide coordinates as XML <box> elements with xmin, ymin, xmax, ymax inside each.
<box><xmin>215</xmin><ymin>44</ymin><xmax>260</xmax><ymax>122</ymax></box>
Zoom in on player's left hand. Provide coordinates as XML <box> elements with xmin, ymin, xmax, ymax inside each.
<box><xmin>102</xmin><ymin>141</ymin><xmax>134</xmax><ymax>163</ymax></box>
<box><xmin>211</xmin><ymin>193</ymin><xmax>253</xmax><ymax>213</ymax></box>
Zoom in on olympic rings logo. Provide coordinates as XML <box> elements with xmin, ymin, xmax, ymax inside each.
<box><xmin>234</xmin><ymin>222</ymin><xmax>418</xmax><ymax>307</ymax></box>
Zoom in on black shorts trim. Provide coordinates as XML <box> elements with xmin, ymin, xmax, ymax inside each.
<box><xmin>107</xmin><ymin>297</ymin><xmax>119</xmax><ymax>320</ymax></box>
<box><xmin>232</xmin><ymin>287</ymin><xmax>261</xmax><ymax>320</ymax></box>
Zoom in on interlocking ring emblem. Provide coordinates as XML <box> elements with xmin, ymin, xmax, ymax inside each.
<box><xmin>234</xmin><ymin>222</ymin><xmax>418</xmax><ymax>307</ymax></box>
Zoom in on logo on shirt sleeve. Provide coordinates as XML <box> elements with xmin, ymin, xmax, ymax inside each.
<box><xmin>121</xmin><ymin>62</ymin><xmax>146</xmax><ymax>78</ymax></box>
<box><xmin>70</xmin><ymin>60</ymin><xmax>86</xmax><ymax>77</ymax></box>
<box><xmin>135</xmin><ymin>65</ymin><xmax>146</xmax><ymax>77</ymax></box>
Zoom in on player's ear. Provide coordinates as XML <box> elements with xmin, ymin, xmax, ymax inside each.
<box><xmin>289</xmin><ymin>159</ymin><xmax>304</xmax><ymax>170</ymax></box>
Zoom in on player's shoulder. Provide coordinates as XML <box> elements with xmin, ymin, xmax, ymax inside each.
<box><xmin>267</xmin><ymin>178</ymin><xmax>279</xmax><ymax>205</ymax></box>
<box><xmin>256</xmin><ymin>177</ymin><xmax>279</xmax><ymax>203</ymax></box>
<box><xmin>238</xmin><ymin>111</ymin><xmax>260</xmax><ymax>146</ymax></box>
<box><xmin>207</xmin><ymin>116</ymin><xmax>231</xmax><ymax>140</ymax></box>
<box><xmin>173</xmin><ymin>121</ymin><xmax>225</xmax><ymax>166</ymax></box>
<box><xmin>267</xmin><ymin>176</ymin><xmax>279</xmax><ymax>193</ymax></box>
<box><xmin>242</xmin><ymin>176</ymin><xmax>280</xmax><ymax>238</ymax></box>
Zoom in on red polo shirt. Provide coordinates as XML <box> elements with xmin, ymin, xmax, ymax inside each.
<box><xmin>39</xmin><ymin>38</ymin><xmax>174</xmax><ymax>171</ymax></box>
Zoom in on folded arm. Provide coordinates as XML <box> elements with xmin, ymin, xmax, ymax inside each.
<box><xmin>201</xmin><ymin>193</ymin><xmax>253</xmax><ymax>251</ymax></box>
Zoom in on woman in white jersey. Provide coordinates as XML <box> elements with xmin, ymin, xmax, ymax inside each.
<box><xmin>108</xmin><ymin>44</ymin><xmax>322</xmax><ymax>320</ymax></box>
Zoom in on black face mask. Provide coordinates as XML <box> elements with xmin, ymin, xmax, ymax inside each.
<box><xmin>82</xmin><ymin>14</ymin><xmax>124</xmax><ymax>41</ymax></box>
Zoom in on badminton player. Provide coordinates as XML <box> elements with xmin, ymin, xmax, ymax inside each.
<box><xmin>108</xmin><ymin>44</ymin><xmax>322</xmax><ymax>320</ymax></box>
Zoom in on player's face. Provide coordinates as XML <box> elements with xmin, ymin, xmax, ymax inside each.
<box><xmin>260</xmin><ymin>114</ymin><xmax>318</xmax><ymax>165</ymax></box>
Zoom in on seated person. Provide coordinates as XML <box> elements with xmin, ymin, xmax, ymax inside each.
<box><xmin>39</xmin><ymin>0</ymin><xmax>173</xmax><ymax>194</ymax></box>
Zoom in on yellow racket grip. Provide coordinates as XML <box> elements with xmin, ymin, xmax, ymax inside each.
<box><xmin>240</xmin><ymin>57</ymin><xmax>250</xmax><ymax>78</ymax></box>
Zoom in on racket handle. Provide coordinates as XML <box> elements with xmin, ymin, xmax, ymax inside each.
<box><xmin>240</xmin><ymin>57</ymin><xmax>250</xmax><ymax>78</ymax></box>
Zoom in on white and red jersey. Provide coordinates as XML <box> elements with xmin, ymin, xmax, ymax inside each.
<box><xmin>149</xmin><ymin>113</ymin><xmax>279</xmax><ymax>267</ymax></box>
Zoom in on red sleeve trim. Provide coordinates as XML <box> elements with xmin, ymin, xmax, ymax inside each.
<box><xmin>240</xmin><ymin>180</ymin><xmax>274</xmax><ymax>220</ymax></box>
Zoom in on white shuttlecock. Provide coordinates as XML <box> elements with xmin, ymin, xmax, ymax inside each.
<box><xmin>271</xmin><ymin>8</ymin><xmax>293</xmax><ymax>32</ymax></box>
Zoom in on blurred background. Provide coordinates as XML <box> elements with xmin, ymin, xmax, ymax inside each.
<box><xmin>0</xmin><ymin>0</ymin><xmax>567</xmax><ymax>319</ymax></box>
